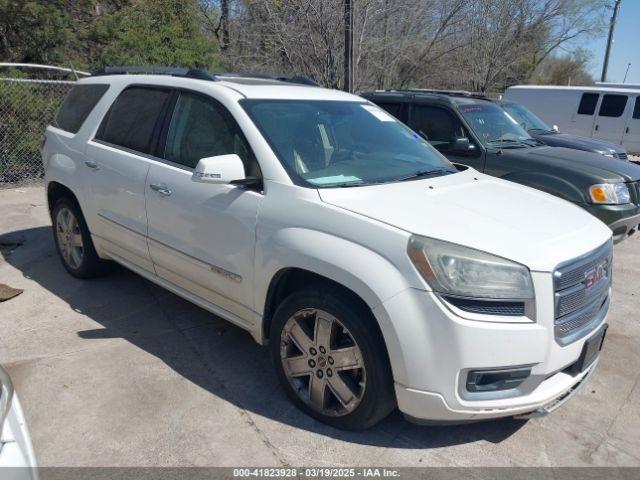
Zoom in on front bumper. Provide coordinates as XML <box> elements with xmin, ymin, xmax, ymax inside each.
<box><xmin>582</xmin><ymin>203</ymin><xmax>640</xmax><ymax>244</ymax></box>
<box><xmin>0</xmin><ymin>394</ymin><xmax>38</xmax><ymax>477</ymax></box>
<box><xmin>374</xmin><ymin>272</ymin><xmax>608</xmax><ymax>423</ymax></box>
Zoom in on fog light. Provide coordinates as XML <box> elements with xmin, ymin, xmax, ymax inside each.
<box><xmin>466</xmin><ymin>367</ymin><xmax>531</xmax><ymax>392</ymax></box>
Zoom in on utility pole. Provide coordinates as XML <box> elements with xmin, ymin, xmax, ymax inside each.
<box><xmin>623</xmin><ymin>63</ymin><xmax>631</xmax><ymax>82</ymax></box>
<box><xmin>601</xmin><ymin>0</ymin><xmax>622</xmax><ymax>82</ymax></box>
<box><xmin>344</xmin><ymin>0</ymin><xmax>354</xmax><ymax>92</ymax></box>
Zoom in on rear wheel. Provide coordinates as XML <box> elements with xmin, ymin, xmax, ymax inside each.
<box><xmin>52</xmin><ymin>197</ymin><xmax>106</xmax><ymax>278</ymax></box>
<box><xmin>270</xmin><ymin>286</ymin><xmax>395</xmax><ymax>430</ymax></box>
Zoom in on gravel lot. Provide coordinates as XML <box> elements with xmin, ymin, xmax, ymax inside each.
<box><xmin>1</xmin><ymin>185</ymin><xmax>639</xmax><ymax>467</ymax></box>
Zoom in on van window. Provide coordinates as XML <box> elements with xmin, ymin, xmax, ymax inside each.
<box><xmin>96</xmin><ymin>86</ymin><xmax>171</xmax><ymax>155</ymax></box>
<box><xmin>633</xmin><ymin>97</ymin><xmax>640</xmax><ymax>119</ymax></box>
<box><xmin>598</xmin><ymin>94</ymin><xmax>628</xmax><ymax>117</ymax></box>
<box><xmin>577</xmin><ymin>93</ymin><xmax>599</xmax><ymax>115</ymax></box>
<box><xmin>164</xmin><ymin>91</ymin><xmax>259</xmax><ymax>176</ymax></box>
<box><xmin>54</xmin><ymin>84</ymin><xmax>109</xmax><ymax>133</ymax></box>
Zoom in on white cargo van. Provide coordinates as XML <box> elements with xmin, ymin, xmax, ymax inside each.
<box><xmin>504</xmin><ymin>85</ymin><xmax>640</xmax><ymax>155</ymax></box>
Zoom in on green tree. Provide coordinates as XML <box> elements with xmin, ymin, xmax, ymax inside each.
<box><xmin>0</xmin><ymin>0</ymin><xmax>74</xmax><ymax>64</ymax></box>
<box><xmin>91</xmin><ymin>0</ymin><xmax>221</xmax><ymax>69</ymax></box>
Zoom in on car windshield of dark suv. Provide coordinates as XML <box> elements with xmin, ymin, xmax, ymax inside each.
<box><xmin>242</xmin><ymin>100</ymin><xmax>457</xmax><ymax>187</ymax></box>
<box><xmin>458</xmin><ymin>102</ymin><xmax>535</xmax><ymax>147</ymax></box>
<box><xmin>501</xmin><ymin>102</ymin><xmax>553</xmax><ymax>134</ymax></box>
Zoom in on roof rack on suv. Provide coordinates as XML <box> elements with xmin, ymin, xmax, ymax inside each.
<box><xmin>378</xmin><ymin>88</ymin><xmax>489</xmax><ymax>100</ymax></box>
<box><xmin>90</xmin><ymin>66</ymin><xmax>319</xmax><ymax>86</ymax></box>
<box><xmin>91</xmin><ymin>66</ymin><xmax>217</xmax><ymax>81</ymax></box>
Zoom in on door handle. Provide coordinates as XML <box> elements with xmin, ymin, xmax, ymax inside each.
<box><xmin>626</xmin><ymin>127</ymin><xmax>630</xmax><ymax>134</ymax></box>
<box><xmin>84</xmin><ymin>160</ymin><xmax>99</xmax><ymax>170</ymax></box>
<box><xmin>149</xmin><ymin>183</ymin><xmax>172</xmax><ymax>197</ymax></box>
<box><xmin>595</xmin><ymin>124</ymin><xmax>599</xmax><ymax>131</ymax></box>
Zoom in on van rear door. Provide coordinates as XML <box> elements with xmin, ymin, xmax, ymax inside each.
<box><xmin>622</xmin><ymin>96</ymin><xmax>640</xmax><ymax>155</ymax></box>
<box><xmin>592</xmin><ymin>93</ymin><xmax>629</xmax><ymax>145</ymax></box>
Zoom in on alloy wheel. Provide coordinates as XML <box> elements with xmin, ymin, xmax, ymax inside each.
<box><xmin>55</xmin><ymin>207</ymin><xmax>84</xmax><ymax>270</ymax></box>
<box><xmin>280</xmin><ymin>308</ymin><xmax>366</xmax><ymax>416</ymax></box>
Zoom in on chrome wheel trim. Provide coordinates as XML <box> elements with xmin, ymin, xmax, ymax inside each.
<box><xmin>280</xmin><ymin>308</ymin><xmax>366</xmax><ymax>417</ymax></box>
<box><xmin>55</xmin><ymin>207</ymin><xmax>83</xmax><ymax>270</ymax></box>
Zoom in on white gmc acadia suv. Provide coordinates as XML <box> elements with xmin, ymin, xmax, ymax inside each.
<box><xmin>42</xmin><ymin>67</ymin><xmax>613</xmax><ymax>430</ymax></box>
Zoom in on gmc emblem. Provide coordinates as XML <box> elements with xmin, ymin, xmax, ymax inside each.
<box><xmin>584</xmin><ymin>262</ymin><xmax>607</xmax><ymax>289</ymax></box>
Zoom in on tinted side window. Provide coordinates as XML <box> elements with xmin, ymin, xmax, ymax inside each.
<box><xmin>632</xmin><ymin>97</ymin><xmax>640</xmax><ymax>119</ymax></box>
<box><xmin>411</xmin><ymin>105</ymin><xmax>467</xmax><ymax>152</ymax></box>
<box><xmin>97</xmin><ymin>87</ymin><xmax>171</xmax><ymax>154</ymax></box>
<box><xmin>54</xmin><ymin>84</ymin><xmax>109</xmax><ymax>133</ymax></box>
<box><xmin>577</xmin><ymin>93</ymin><xmax>599</xmax><ymax>115</ymax></box>
<box><xmin>375</xmin><ymin>102</ymin><xmax>401</xmax><ymax>119</ymax></box>
<box><xmin>164</xmin><ymin>92</ymin><xmax>259</xmax><ymax>175</ymax></box>
<box><xmin>598</xmin><ymin>94</ymin><xmax>628</xmax><ymax>117</ymax></box>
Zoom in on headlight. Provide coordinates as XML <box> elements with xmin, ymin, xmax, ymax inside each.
<box><xmin>589</xmin><ymin>183</ymin><xmax>630</xmax><ymax>204</ymax></box>
<box><xmin>407</xmin><ymin>235</ymin><xmax>534</xmax><ymax>300</ymax></box>
<box><xmin>0</xmin><ymin>366</ymin><xmax>14</xmax><ymax>434</ymax></box>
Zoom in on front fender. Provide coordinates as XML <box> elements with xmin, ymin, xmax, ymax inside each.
<box><xmin>254</xmin><ymin>227</ymin><xmax>415</xmax><ymax>384</ymax></box>
<box><xmin>255</xmin><ymin>227</ymin><xmax>412</xmax><ymax>312</ymax></box>
<box><xmin>500</xmin><ymin>171</ymin><xmax>587</xmax><ymax>204</ymax></box>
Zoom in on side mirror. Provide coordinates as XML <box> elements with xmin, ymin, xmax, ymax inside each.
<box><xmin>450</xmin><ymin>137</ymin><xmax>476</xmax><ymax>154</ymax></box>
<box><xmin>552</xmin><ymin>125</ymin><xmax>559</xmax><ymax>132</ymax></box>
<box><xmin>192</xmin><ymin>154</ymin><xmax>245</xmax><ymax>184</ymax></box>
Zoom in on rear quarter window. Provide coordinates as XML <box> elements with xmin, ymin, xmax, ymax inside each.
<box><xmin>53</xmin><ymin>84</ymin><xmax>109</xmax><ymax>133</ymax></box>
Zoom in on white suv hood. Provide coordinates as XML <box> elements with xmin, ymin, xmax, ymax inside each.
<box><xmin>318</xmin><ymin>169</ymin><xmax>612</xmax><ymax>272</ymax></box>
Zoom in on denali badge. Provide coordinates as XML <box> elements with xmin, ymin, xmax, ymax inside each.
<box><xmin>584</xmin><ymin>261</ymin><xmax>608</xmax><ymax>289</ymax></box>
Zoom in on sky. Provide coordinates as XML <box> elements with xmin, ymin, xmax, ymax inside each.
<box><xmin>580</xmin><ymin>0</ymin><xmax>640</xmax><ymax>84</ymax></box>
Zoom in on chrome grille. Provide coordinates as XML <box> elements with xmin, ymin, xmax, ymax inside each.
<box><xmin>613</xmin><ymin>152</ymin><xmax>628</xmax><ymax>160</ymax></box>
<box><xmin>553</xmin><ymin>241</ymin><xmax>612</xmax><ymax>345</ymax></box>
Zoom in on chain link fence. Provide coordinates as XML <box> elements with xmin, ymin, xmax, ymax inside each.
<box><xmin>0</xmin><ymin>76</ymin><xmax>74</xmax><ymax>186</ymax></box>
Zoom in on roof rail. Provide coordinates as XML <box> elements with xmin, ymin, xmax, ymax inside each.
<box><xmin>90</xmin><ymin>66</ymin><xmax>320</xmax><ymax>86</ymax></box>
<box><xmin>213</xmin><ymin>72</ymin><xmax>319</xmax><ymax>86</ymax></box>
<box><xmin>380</xmin><ymin>88</ymin><xmax>488</xmax><ymax>99</ymax></box>
<box><xmin>91</xmin><ymin>66</ymin><xmax>217</xmax><ymax>81</ymax></box>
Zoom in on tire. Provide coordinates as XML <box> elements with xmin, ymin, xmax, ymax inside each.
<box><xmin>270</xmin><ymin>285</ymin><xmax>396</xmax><ymax>430</ymax></box>
<box><xmin>51</xmin><ymin>197</ymin><xmax>107</xmax><ymax>279</ymax></box>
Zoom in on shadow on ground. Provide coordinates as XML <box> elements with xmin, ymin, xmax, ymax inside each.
<box><xmin>2</xmin><ymin>226</ymin><xmax>526</xmax><ymax>449</ymax></box>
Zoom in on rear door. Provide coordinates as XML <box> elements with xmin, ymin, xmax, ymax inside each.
<box><xmin>568</xmin><ymin>92</ymin><xmax>599</xmax><ymax>136</ymax></box>
<box><xmin>592</xmin><ymin>93</ymin><xmax>629</xmax><ymax>145</ymax></box>
<box><xmin>84</xmin><ymin>85</ymin><xmax>173</xmax><ymax>271</ymax></box>
<box><xmin>622</xmin><ymin>96</ymin><xmax>640</xmax><ymax>155</ymax></box>
<box><xmin>144</xmin><ymin>89</ymin><xmax>263</xmax><ymax>324</ymax></box>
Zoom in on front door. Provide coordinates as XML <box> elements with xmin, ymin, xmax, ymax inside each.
<box><xmin>144</xmin><ymin>90</ymin><xmax>263</xmax><ymax>325</ymax></box>
<box><xmin>84</xmin><ymin>85</ymin><xmax>173</xmax><ymax>271</ymax></box>
<box><xmin>592</xmin><ymin>93</ymin><xmax>629</xmax><ymax>145</ymax></box>
<box><xmin>622</xmin><ymin>96</ymin><xmax>640</xmax><ymax>155</ymax></box>
<box><xmin>408</xmin><ymin>104</ymin><xmax>485</xmax><ymax>171</ymax></box>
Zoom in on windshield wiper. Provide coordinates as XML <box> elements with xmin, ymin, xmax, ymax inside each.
<box><xmin>487</xmin><ymin>139</ymin><xmax>529</xmax><ymax>148</ymax></box>
<box><xmin>396</xmin><ymin>168</ymin><xmax>453</xmax><ymax>182</ymax></box>
<box><xmin>528</xmin><ymin>128</ymin><xmax>557</xmax><ymax>135</ymax></box>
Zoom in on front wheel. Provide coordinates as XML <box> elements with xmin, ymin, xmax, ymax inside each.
<box><xmin>270</xmin><ymin>287</ymin><xmax>395</xmax><ymax>430</ymax></box>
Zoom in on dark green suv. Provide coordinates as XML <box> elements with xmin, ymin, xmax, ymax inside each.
<box><xmin>361</xmin><ymin>89</ymin><xmax>640</xmax><ymax>243</ymax></box>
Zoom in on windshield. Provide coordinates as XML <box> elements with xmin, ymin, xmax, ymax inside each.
<box><xmin>458</xmin><ymin>103</ymin><xmax>533</xmax><ymax>146</ymax></box>
<box><xmin>242</xmin><ymin>100</ymin><xmax>456</xmax><ymax>187</ymax></box>
<box><xmin>501</xmin><ymin>102</ymin><xmax>552</xmax><ymax>132</ymax></box>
